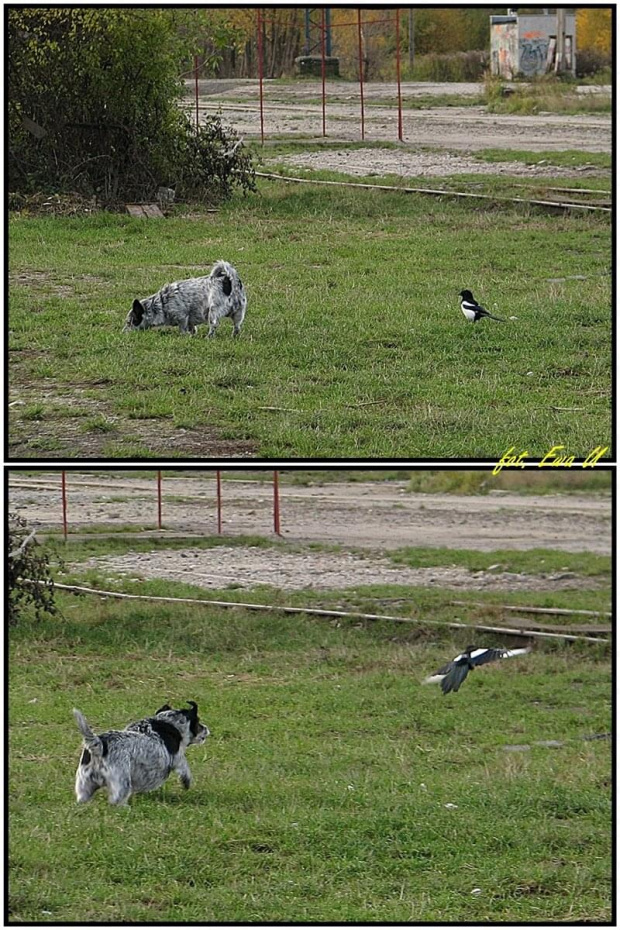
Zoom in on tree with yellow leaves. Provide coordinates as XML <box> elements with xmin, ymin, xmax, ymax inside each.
<box><xmin>576</xmin><ymin>8</ymin><xmax>612</xmax><ymax>53</ymax></box>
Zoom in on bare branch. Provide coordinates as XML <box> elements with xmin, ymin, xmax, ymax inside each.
<box><xmin>9</xmin><ymin>527</ymin><xmax>37</xmax><ymax>560</ymax></box>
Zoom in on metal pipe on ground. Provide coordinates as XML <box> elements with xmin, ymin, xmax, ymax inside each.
<box><xmin>36</xmin><ymin>581</ymin><xmax>610</xmax><ymax>644</ymax></box>
<box><xmin>254</xmin><ymin>172</ymin><xmax>611</xmax><ymax>214</ymax></box>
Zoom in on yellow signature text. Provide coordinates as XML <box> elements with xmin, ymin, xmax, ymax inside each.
<box><xmin>493</xmin><ymin>444</ymin><xmax>609</xmax><ymax>475</ymax></box>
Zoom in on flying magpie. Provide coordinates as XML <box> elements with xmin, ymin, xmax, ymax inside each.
<box><xmin>459</xmin><ymin>289</ymin><xmax>505</xmax><ymax>323</ymax></box>
<box><xmin>423</xmin><ymin>644</ymin><xmax>530</xmax><ymax>694</ymax></box>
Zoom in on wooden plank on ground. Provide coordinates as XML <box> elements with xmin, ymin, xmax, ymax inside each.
<box><xmin>125</xmin><ymin>203</ymin><xmax>165</xmax><ymax>218</ymax></box>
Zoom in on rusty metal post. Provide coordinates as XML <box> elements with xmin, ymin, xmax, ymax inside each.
<box><xmin>61</xmin><ymin>470</ymin><xmax>68</xmax><ymax>540</ymax></box>
<box><xmin>357</xmin><ymin>9</ymin><xmax>365</xmax><ymax>140</ymax></box>
<box><xmin>273</xmin><ymin>470</ymin><xmax>281</xmax><ymax>536</ymax></box>
<box><xmin>257</xmin><ymin>8</ymin><xmax>265</xmax><ymax>143</ymax></box>
<box><xmin>395</xmin><ymin>9</ymin><xmax>404</xmax><ymax>141</ymax></box>
<box><xmin>216</xmin><ymin>470</ymin><xmax>222</xmax><ymax>534</ymax></box>
<box><xmin>320</xmin><ymin>7</ymin><xmax>327</xmax><ymax>136</ymax></box>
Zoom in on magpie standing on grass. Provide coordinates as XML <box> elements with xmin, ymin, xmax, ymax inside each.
<box><xmin>459</xmin><ymin>289</ymin><xmax>505</xmax><ymax>323</ymax></box>
<box><xmin>423</xmin><ymin>645</ymin><xmax>530</xmax><ymax>694</ymax></box>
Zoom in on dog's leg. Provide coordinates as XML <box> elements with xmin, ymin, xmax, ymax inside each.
<box><xmin>107</xmin><ymin>769</ymin><xmax>132</xmax><ymax>806</ymax></box>
<box><xmin>174</xmin><ymin>756</ymin><xmax>192</xmax><ymax>790</ymax></box>
<box><xmin>178</xmin><ymin>320</ymin><xmax>197</xmax><ymax>336</ymax></box>
<box><xmin>231</xmin><ymin>315</ymin><xmax>243</xmax><ymax>337</ymax></box>
<box><xmin>207</xmin><ymin>308</ymin><xmax>220</xmax><ymax>338</ymax></box>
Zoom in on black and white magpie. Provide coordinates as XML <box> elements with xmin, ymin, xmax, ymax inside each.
<box><xmin>459</xmin><ymin>289</ymin><xmax>505</xmax><ymax>323</ymax></box>
<box><xmin>423</xmin><ymin>644</ymin><xmax>530</xmax><ymax>694</ymax></box>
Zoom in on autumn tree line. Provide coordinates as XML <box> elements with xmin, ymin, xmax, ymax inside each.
<box><xmin>202</xmin><ymin>7</ymin><xmax>612</xmax><ymax>80</ymax></box>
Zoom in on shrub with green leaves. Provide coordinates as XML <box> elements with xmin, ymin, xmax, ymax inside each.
<box><xmin>8</xmin><ymin>8</ymin><xmax>254</xmax><ymax>203</ymax></box>
<box><xmin>408</xmin><ymin>50</ymin><xmax>488</xmax><ymax>82</ymax></box>
<box><xmin>8</xmin><ymin>514</ymin><xmax>58</xmax><ymax>627</ymax></box>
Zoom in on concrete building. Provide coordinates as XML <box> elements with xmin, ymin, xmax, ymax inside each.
<box><xmin>490</xmin><ymin>10</ymin><xmax>576</xmax><ymax>79</ymax></box>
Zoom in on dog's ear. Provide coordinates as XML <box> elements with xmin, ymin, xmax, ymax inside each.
<box><xmin>186</xmin><ymin>701</ymin><xmax>198</xmax><ymax>719</ymax></box>
<box><xmin>155</xmin><ymin>704</ymin><xmax>171</xmax><ymax>715</ymax></box>
<box><xmin>131</xmin><ymin>298</ymin><xmax>145</xmax><ymax>325</ymax></box>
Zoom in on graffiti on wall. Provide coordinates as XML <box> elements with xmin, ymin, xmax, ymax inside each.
<box><xmin>490</xmin><ymin>21</ymin><xmax>518</xmax><ymax>78</ymax></box>
<box><xmin>519</xmin><ymin>37</ymin><xmax>548</xmax><ymax>76</ymax></box>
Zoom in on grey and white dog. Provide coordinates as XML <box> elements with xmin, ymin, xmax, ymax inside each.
<box><xmin>73</xmin><ymin>701</ymin><xmax>209</xmax><ymax>806</ymax></box>
<box><xmin>123</xmin><ymin>260</ymin><xmax>247</xmax><ymax>337</ymax></box>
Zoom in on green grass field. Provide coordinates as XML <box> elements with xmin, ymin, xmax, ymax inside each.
<box><xmin>9</xmin><ymin>534</ymin><xmax>611</xmax><ymax>922</ymax></box>
<box><xmin>9</xmin><ymin>173</ymin><xmax>611</xmax><ymax>459</ymax></box>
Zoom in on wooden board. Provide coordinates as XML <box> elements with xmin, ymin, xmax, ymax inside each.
<box><xmin>125</xmin><ymin>203</ymin><xmax>165</xmax><ymax>218</ymax></box>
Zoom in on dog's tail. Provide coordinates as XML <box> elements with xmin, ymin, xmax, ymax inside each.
<box><xmin>73</xmin><ymin>709</ymin><xmax>104</xmax><ymax>757</ymax></box>
<box><xmin>210</xmin><ymin>260</ymin><xmax>244</xmax><ymax>302</ymax></box>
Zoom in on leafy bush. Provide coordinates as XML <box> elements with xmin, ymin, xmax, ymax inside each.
<box><xmin>169</xmin><ymin>116</ymin><xmax>256</xmax><ymax>202</ymax></box>
<box><xmin>575</xmin><ymin>48</ymin><xmax>612</xmax><ymax>79</ymax></box>
<box><xmin>409</xmin><ymin>51</ymin><xmax>488</xmax><ymax>82</ymax></box>
<box><xmin>8</xmin><ymin>514</ymin><xmax>57</xmax><ymax>626</ymax></box>
<box><xmin>8</xmin><ymin>8</ymin><xmax>254</xmax><ymax>204</ymax></box>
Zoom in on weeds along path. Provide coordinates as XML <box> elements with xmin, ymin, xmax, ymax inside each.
<box><xmin>8</xmin><ymin>476</ymin><xmax>611</xmax><ymax>555</ymax></box>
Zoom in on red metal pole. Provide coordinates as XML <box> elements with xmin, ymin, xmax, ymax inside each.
<box><xmin>395</xmin><ymin>9</ymin><xmax>404</xmax><ymax>141</ymax></box>
<box><xmin>194</xmin><ymin>55</ymin><xmax>200</xmax><ymax>130</ymax></box>
<box><xmin>216</xmin><ymin>470</ymin><xmax>222</xmax><ymax>534</ymax></box>
<box><xmin>61</xmin><ymin>470</ymin><xmax>68</xmax><ymax>540</ymax></box>
<box><xmin>357</xmin><ymin>9</ymin><xmax>365</xmax><ymax>141</ymax></box>
<box><xmin>320</xmin><ymin>7</ymin><xmax>327</xmax><ymax>137</ymax></box>
<box><xmin>257</xmin><ymin>8</ymin><xmax>265</xmax><ymax>144</ymax></box>
<box><xmin>157</xmin><ymin>470</ymin><xmax>162</xmax><ymax>530</ymax></box>
<box><xmin>273</xmin><ymin>470</ymin><xmax>281</xmax><ymax>536</ymax></box>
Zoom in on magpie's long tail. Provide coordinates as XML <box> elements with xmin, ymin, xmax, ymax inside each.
<box><xmin>483</xmin><ymin>311</ymin><xmax>505</xmax><ymax>322</ymax></box>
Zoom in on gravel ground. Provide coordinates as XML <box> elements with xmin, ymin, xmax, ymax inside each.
<box><xmin>267</xmin><ymin>147</ymin><xmax>604</xmax><ymax>179</ymax></box>
<box><xmin>71</xmin><ymin>545</ymin><xmax>604</xmax><ymax>594</ymax></box>
<box><xmin>9</xmin><ymin>475</ymin><xmax>611</xmax><ymax>555</ymax></box>
<box><xmin>184</xmin><ymin>78</ymin><xmax>611</xmax><ymax>155</ymax></box>
<box><xmin>10</xmin><ymin>475</ymin><xmax>609</xmax><ymax>593</ymax></box>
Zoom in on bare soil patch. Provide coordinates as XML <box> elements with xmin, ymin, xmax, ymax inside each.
<box><xmin>10</xmin><ymin>270</ymin><xmax>106</xmax><ymax>299</ymax></box>
<box><xmin>7</xmin><ymin>384</ymin><xmax>256</xmax><ymax>459</ymax></box>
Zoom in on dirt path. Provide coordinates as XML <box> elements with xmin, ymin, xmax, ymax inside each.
<box><xmin>9</xmin><ymin>475</ymin><xmax>611</xmax><ymax>555</ymax></box>
<box><xmin>185</xmin><ymin>79</ymin><xmax>611</xmax><ymax>156</ymax></box>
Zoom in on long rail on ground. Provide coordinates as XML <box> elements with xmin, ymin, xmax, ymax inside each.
<box><xmin>31</xmin><ymin>581</ymin><xmax>610</xmax><ymax>644</ymax></box>
<box><xmin>256</xmin><ymin>171</ymin><xmax>612</xmax><ymax>214</ymax></box>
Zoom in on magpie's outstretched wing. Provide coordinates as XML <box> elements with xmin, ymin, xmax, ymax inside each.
<box><xmin>440</xmin><ymin>663</ymin><xmax>470</xmax><ymax>694</ymax></box>
<box><xmin>432</xmin><ymin>654</ymin><xmax>464</xmax><ymax>677</ymax></box>
<box><xmin>469</xmin><ymin>646</ymin><xmax>529</xmax><ymax>668</ymax></box>
<box><xmin>423</xmin><ymin>646</ymin><xmax>530</xmax><ymax>694</ymax></box>
<box><xmin>423</xmin><ymin>651</ymin><xmax>469</xmax><ymax>694</ymax></box>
